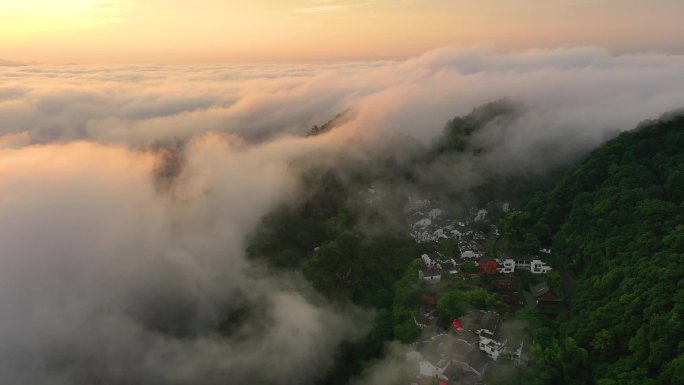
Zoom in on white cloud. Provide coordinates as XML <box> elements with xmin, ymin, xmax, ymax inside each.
<box><xmin>0</xmin><ymin>46</ymin><xmax>682</xmax><ymax>384</ymax></box>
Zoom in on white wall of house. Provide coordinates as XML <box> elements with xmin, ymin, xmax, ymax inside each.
<box><xmin>479</xmin><ymin>337</ymin><xmax>504</xmax><ymax>360</ymax></box>
<box><xmin>496</xmin><ymin>259</ymin><xmax>516</xmax><ymax>273</ymax></box>
<box><xmin>530</xmin><ymin>260</ymin><xmax>552</xmax><ymax>274</ymax></box>
<box><xmin>419</xmin><ymin>272</ymin><xmax>441</xmax><ymax>283</ymax></box>
<box><xmin>511</xmin><ymin>259</ymin><xmax>552</xmax><ymax>274</ymax></box>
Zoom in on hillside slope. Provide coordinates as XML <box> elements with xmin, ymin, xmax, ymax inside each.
<box><xmin>503</xmin><ymin>116</ymin><xmax>684</xmax><ymax>384</ymax></box>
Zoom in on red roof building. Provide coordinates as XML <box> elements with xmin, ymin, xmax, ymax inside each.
<box><xmin>478</xmin><ymin>260</ymin><xmax>498</xmax><ymax>275</ymax></box>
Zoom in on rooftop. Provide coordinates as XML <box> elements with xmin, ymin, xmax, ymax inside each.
<box><xmin>460</xmin><ymin>310</ymin><xmax>500</xmax><ymax>336</ymax></box>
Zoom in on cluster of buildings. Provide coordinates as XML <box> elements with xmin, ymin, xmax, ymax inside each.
<box><xmin>418</xmin><ymin>253</ymin><xmax>460</xmax><ymax>283</ymax></box>
<box><xmin>495</xmin><ymin>258</ymin><xmax>552</xmax><ymax>274</ymax></box>
<box><xmin>418</xmin><ymin>254</ymin><xmax>553</xmax><ymax>284</ymax></box>
<box><xmin>406</xmin><ymin>199</ymin><xmax>498</xmax><ymax>245</ymax></box>
<box><xmin>404</xmin><ymin>197</ymin><xmax>562</xmax><ymax>383</ymax></box>
<box><xmin>408</xmin><ymin>310</ymin><xmax>526</xmax><ymax>385</ymax></box>
<box><xmin>458</xmin><ymin>233</ymin><xmax>487</xmax><ymax>261</ymax></box>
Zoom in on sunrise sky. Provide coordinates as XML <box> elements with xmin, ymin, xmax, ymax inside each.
<box><xmin>1</xmin><ymin>0</ymin><xmax>683</xmax><ymax>64</ymax></box>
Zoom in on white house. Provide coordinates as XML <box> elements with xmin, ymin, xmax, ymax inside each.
<box><xmin>479</xmin><ymin>337</ymin><xmax>506</xmax><ymax>360</ymax></box>
<box><xmin>418</xmin><ymin>269</ymin><xmax>442</xmax><ymax>283</ymax></box>
<box><xmin>501</xmin><ymin>340</ymin><xmax>525</xmax><ymax>365</ymax></box>
<box><xmin>529</xmin><ymin>260</ymin><xmax>552</xmax><ymax>274</ymax></box>
<box><xmin>496</xmin><ymin>259</ymin><xmax>516</xmax><ymax>274</ymax></box>
<box><xmin>479</xmin><ymin>336</ymin><xmax>524</xmax><ymax>364</ymax></box>
<box><xmin>440</xmin><ymin>259</ymin><xmax>460</xmax><ymax>275</ymax></box>
<box><xmin>461</xmin><ymin>250</ymin><xmax>478</xmax><ymax>260</ymax></box>
<box><xmin>505</xmin><ymin>259</ymin><xmax>552</xmax><ymax>274</ymax></box>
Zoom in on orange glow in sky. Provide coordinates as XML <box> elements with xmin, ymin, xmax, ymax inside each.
<box><xmin>1</xmin><ymin>0</ymin><xmax>683</xmax><ymax>64</ymax></box>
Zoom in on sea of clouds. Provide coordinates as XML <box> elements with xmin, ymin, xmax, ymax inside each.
<box><xmin>0</xmin><ymin>46</ymin><xmax>683</xmax><ymax>384</ymax></box>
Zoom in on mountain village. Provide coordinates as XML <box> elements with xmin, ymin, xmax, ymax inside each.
<box><xmin>403</xmin><ymin>197</ymin><xmax>564</xmax><ymax>385</ymax></box>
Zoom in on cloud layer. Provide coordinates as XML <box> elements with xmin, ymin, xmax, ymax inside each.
<box><xmin>0</xmin><ymin>135</ymin><xmax>370</xmax><ymax>384</ymax></box>
<box><xmin>0</xmin><ymin>46</ymin><xmax>683</xmax><ymax>384</ymax></box>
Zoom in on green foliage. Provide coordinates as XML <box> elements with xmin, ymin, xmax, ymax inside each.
<box><xmin>437</xmin><ymin>290</ymin><xmax>468</xmax><ymax>319</ymax></box>
<box><xmin>246</xmin><ymin>169</ymin><xmax>350</xmax><ymax>269</ymax></box>
<box><xmin>431</xmin><ymin>99</ymin><xmax>520</xmax><ymax>156</ymax></box>
<box><xmin>246</xmin><ymin>166</ymin><xmax>420</xmax><ymax>385</ymax></box>
<box><xmin>505</xmin><ymin>117</ymin><xmax>684</xmax><ymax>384</ymax></box>
<box><xmin>545</xmin><ymin>271</ymin><xmax>562</xmax><ymax>291</ymax></box>
<box><xmin>461</xmin><ymin>260</ymin><xmax>479</xmax><ymax>273</ymax></box>
<box><xmin>392</xmin><ymin>259</ymin><xmax>424</xmax><ymax>343</ymax></box>
<box><xmin>661</xmin><ymin>354</ymin><xmax>684</xmax><ymax>385</ymax></box>
<box><xmin>436</xmin><ymin>237</ymin><xmax>459</xmax><ymax>257</ymax></box>
<box><xmin>437</xmin><ymin>285</ymin><xmax>505</xmax><ymax>323</ymax></box>
<box><xmin>526</xmin><ymin>337</ymin><xmax>591</xmax><ymax>385</ymax></box>
<box><xmin>465</xmin><ymin>287</ymin><xmax>505</xmax><ymax>313</ymax></box>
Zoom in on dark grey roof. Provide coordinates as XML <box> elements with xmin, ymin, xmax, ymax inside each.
<box><xmin>443</xmin><ymin>365</ymin><xmax>481</xmax><ymax>384</ymax></box>
<box><xmin>450</xmin><ymin>349</ymin><xmax>489</xmax><ymax>378</ymax></box>
<box><xmin>529</xmin><ymin>281</ymin><xmax>550</xmax><ymax>297</ymax></box>
<box><xmin>422</xmin><ymin>269</ymin><xmax>442</xmax><ymax>277</ymax></box>
<box><xmin>454</xmin><ymin>330</ymin><xmax>479</xmax><ymax>345</ymax></box>
<box><xmin>523</xmin><ymin>290</ymin><xmax>537</xmax><ymax>309</ymax></box>
<box><xmin>461</xmin><ymin>310</ymin><xmax>500</xmax><ymax>335</ymax></box>
<box><xmin>465</xmin><ymin>349</ymin><xmax>489</xmax><ymax>375</ymax></box>
<box><xmin>481</xmin><ymin>312</ymin><xmax>499</xmax><ymax>334</ymax></box>
<box><xmin>450</xmin><ymin>339</ymin><xmax>475</xmax><ymax>362</ymax></box>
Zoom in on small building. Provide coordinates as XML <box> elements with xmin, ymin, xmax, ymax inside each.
<box><xmin>523</xmin><ymin>281</ymin><xmax>565</xmax><ymax>313</ymax></box>
<box><xmin>523</xmin><ymin>281</ymin><xmax>550</xmax><ymax>308</ymax></box>
<box><xmin>461</xmin><ymin>250</ymin><xmax>476</xmax><ymax>259</ymax></box>
<box><xmin>537</xmin><ymin>291</ymin><xmax>566</xmax><ymax>314</ymax></box>
<box><xmin>438</xmin><ymin>258</ymin><xmax>460</xmax><ymax>275</ymax></box>
<box><xmin>500</xmin><ymin>339</ymin><xmax>525</xmax><ymax>365</ymax></box>
<box><xmin>419</xmin><ymin>269</ymin><xmax>442</xmax><ymax>283</ymax></box>
<box><xmin>419</xmin><ymin>254</ymin><xmax>459</xmax><ymax>283</ymax></box>
<box><xmin>460</xmin><ymin>310</ymin><xmax>499</xmax><ymax>338</ymax></box>
<box><xmin>496</xmin><ymin>258</ymin><xmax>516</xmax><ymax>274</ymax></box>
<box><xmin>479</xmin><ymin>336</ymin><xmax>506</xmax><ymax>360</ymax></box>
<box><xmin>530</xmin><ymin>259</ymin><xmax>552</xmax><ymax>274</ymax></box>
<box><xmin>479</xmin><ymin>260</ymin><xmax>498</xmax><ymax>275</ymax></box>
<box><xmin>515</xmin><ymin>259</ymin><xmax>552</xmax><ymax>274</ymax></box>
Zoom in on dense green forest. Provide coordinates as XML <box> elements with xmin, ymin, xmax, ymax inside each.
<box><xmin>246</xmin><ymin>167</ymin><xmax>420</xmax><ymax>384</ymax></box>
<box><xmin>502</xmin><ymin>116</ymin><xmax>684</xmax><ymax>385</ymax></box>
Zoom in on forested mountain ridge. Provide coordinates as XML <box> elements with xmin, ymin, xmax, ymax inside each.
<box><xmin>246</xmin><ymin>105</ymin><xmax>683</xmax><ymax>385</ymax></box>
<box><xmin>502</xmin><ymin>116</ymin><xmax>684</xmax><ymax>384</ymax></box>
